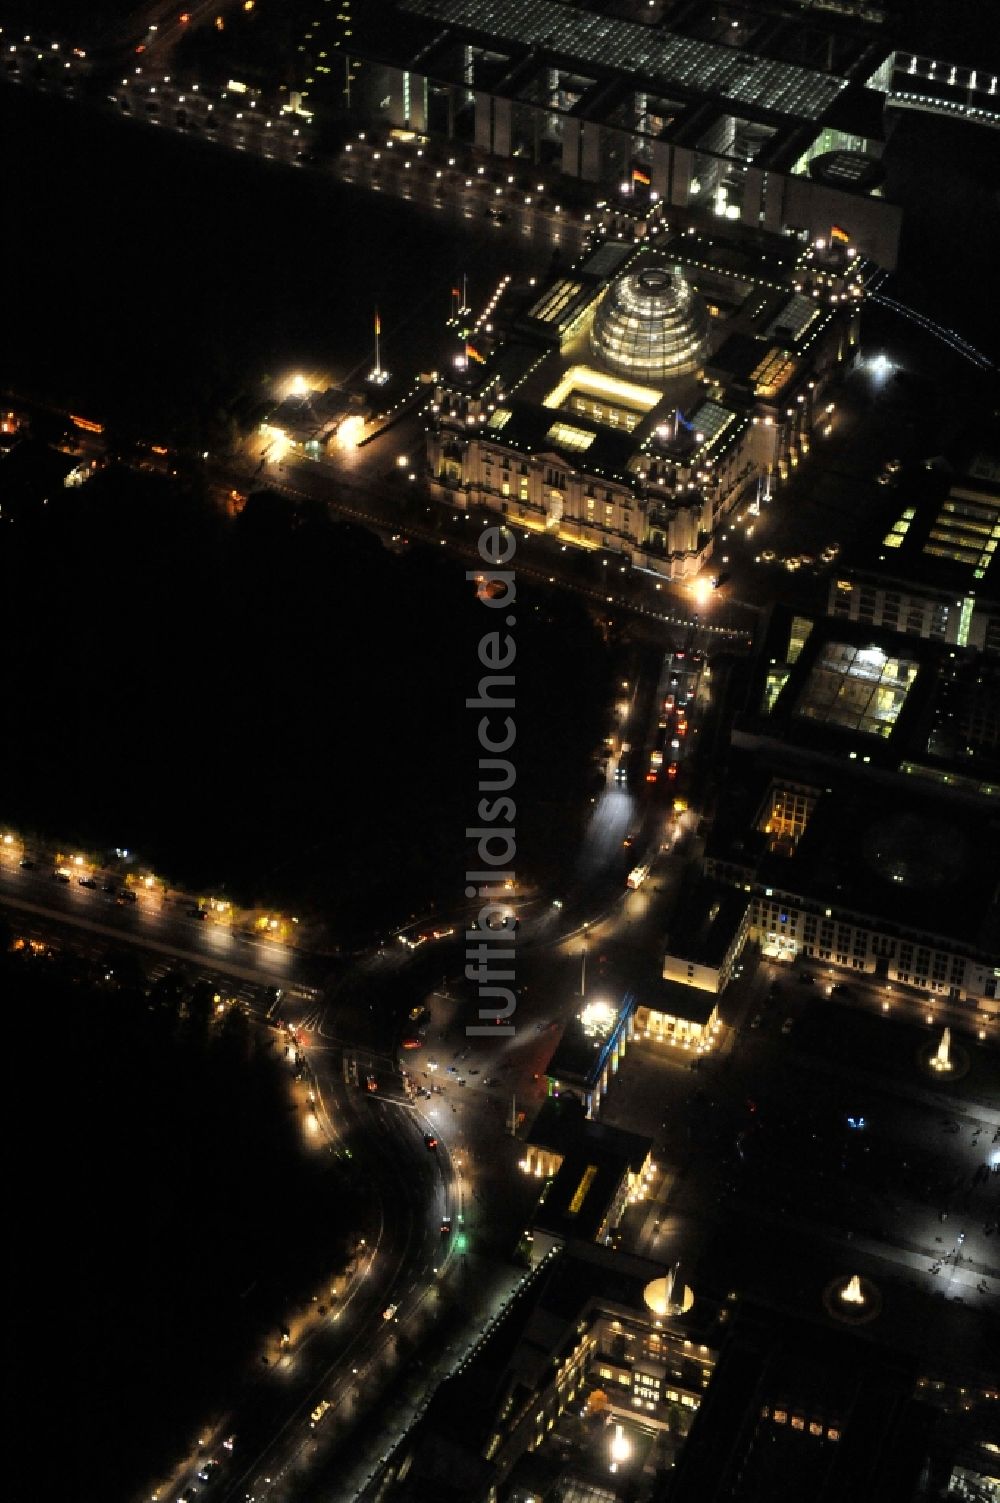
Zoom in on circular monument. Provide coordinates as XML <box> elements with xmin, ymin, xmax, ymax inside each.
<box><xmin>591</xmin><ymin>261</ymin><xmax>710</xmax><ymax>382</ymax></box>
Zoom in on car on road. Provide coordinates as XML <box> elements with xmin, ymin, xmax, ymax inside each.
<box><xmin>178</xmin><ymin>1488</ymin><xmax>199</xmax><ymax>1503</ymax></box>
<box><xmin>440</xmin><ymin>1216</ymin><xmax>452</xmax><ymax>1236</ymax></box>
<box><xmin>53</xmin><ymin>870</ymin><xmax>72</xmax><ymax>883</ymax></box>
<box><xmin>117</xmin><ymin>889</ymin><xmax>138</xmax><ymax>903</ymax></box>
<box><xmin>401</xmin><ymin>1037</ymin><xmax>424</xmax><ymax>1050</ymax></box>
<box><xmin>310</xmin><ymin>1399</ymin><xmax>333</xmax><ymax>1427</ymax></box>
<box><xmin>382</xmin><ymin>1303</ymin><xmax>398</xmax><ymax>1321</ymax></box>
<box><xmin>798</xmin><ymin>972</ymin><xmax>814</xmax><ymax>986</ymax></box>
<box><xmin>760</xmin><ymin>549</ymin><xmax>776</xmax><ymax>563</ymax></box>
<box><xmin>830</xmin><ymin>982</ymin><xmax>852</xmax><ymax>997</ymax></box>
<box><xmin>750</xmin><ymin>1013</ymin><xmax>763</xmax><ymax>1030</ymax></box>
<box><xmin>424</xmin><ymin>1133</ymin><xmax>439</xmax><ymax>1150</ymax></box>
<box><xmin>781</xmin><ymin>1017</ymin><xmax>795</xmax><ymax>1035</ymax></box>
<box><xmin>78</xmin><ymin>877</ymin><xmax>97</xmax><ymax>888</ymax></box>
<box><xmin>188</xmin><ymin>906</ymin><xmax>208</xmax><ymax>919</ymax></box>
<box><xmin>366</xmin><ymin>1074</ymin><xmax>378</xmax><ymax>1092</ymax></box>
<box><xmin>196</xmin><ymin>1460</ymin><xmax>219</xmax><ymax>1485</ymax></box>
<box><xmin>18</xmin><ymin>858</ymin><xmax>37</xmax><ymax>870</ymax></box>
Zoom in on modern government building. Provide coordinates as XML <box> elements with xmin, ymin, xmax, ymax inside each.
<box><xmin>334</xmin><ymin>0</ymin><xmax>912</xmax><ymax>263</ymax></box>
<box><xmin>425</xmin><ymin>224</ymin><xmax>860</xmax><ymax>577</ymax></box>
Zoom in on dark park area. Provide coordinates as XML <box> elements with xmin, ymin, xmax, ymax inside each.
<box><xmin>1</xmin><ymin>467</ymin><xmax>609</xmax><ymax>933</ymax></box>
<box><xmin>3</xmin><ymin>942</ymin><xmax>366</xmax><ymax>1500</ymax></box>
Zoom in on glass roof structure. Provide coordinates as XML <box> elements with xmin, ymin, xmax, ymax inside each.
<box><xmin>591</xmin><ymin>263</ymin><xmax>709</xmax><ymax>382</ymax></box>
<box><xmin>401</xmin><ymin>0</ymin><xmax>848</xmax><ymax>120</ymax></box>
<box><xmin>923</xmin><ymin>488</ymin><xmax>1000</xmax><ymax>582</ymax></box>
<box><xmin>764</xmin><ymin>293</ymin><xmax>821</xmax><ymax>344</ymax></box>
<box><xmin>796</xmin><ymin>643</ymin><xmax>918</xmax><ymax>739</ymax></box>
<box><xmin>546</xmin><ymin>420</ymin><xmax>596</xmax><ymax>453</ymax></box>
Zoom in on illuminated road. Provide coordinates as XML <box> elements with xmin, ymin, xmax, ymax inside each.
<box><xmin>205</xmin><ymin>1068</ymin><xmax>458</xmax><ymax>1503</ymax></box>
<box><xmin>0</xmin><ymin>864</ymin><xmax>464</xmax><ymax>1503</ymax></box>
<box><xmin>0</xmin><ymin>859</ymin><xmax>317</xmax><ymax>988</ymax></box>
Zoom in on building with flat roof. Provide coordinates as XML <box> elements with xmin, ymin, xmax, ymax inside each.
<box><xmin>376</xmin><ymin>1241</ymin><xmax>998</xmax><ymax>1503</ymax></box>
<box><xmin>331</xmin><ymin>0</ymin><xmax>905</xmax><ymax>264</ymax></box>
<box><xmin>636</xmin><ymin>976</ymin><xmax>723</xmax><ymax>1050</ymax></box>
<box><xmin>669</xmin><ymin>1302</ymin><xmax>932</xmax><ymax>1503</ymax></box>
<box><xmin>526</xmin><ymin>1114</ymin><xmax>655</xmax><ymax>1261</ymax></box>
<box><xmin>545</xmin><ymin>992</ymin><xmax>638</xmax><ymax>1116</ymax></box>
<box><xmin>624</xmin><ymin>878</ymin><xmax>751</xmax><ymax>1050</ymax></box>
<box><xmin>828</xmin><ymin>454</ymin><xmax>1000</xmax><ymax>659</ymax></box>
<box><xmin>705</xmin><ymin>757</ymin><xmax>1000</xmax><ymax>1011</ymax></box>
<box><xmin>260</xmin><ymin>384</ymin><xmax>367</xmax><ymax>458</ymax></box>
<box><xmin>735</xmin><ymin>604</ymin><xmax>1000</xmax><ymax>800</ymax></box>
<box><xmin>377</xmin><ymin>1239</ymin><xmax>723</xmax><ymax>1502</ymax></box>
<box><xmin>427</xmin><ymin>227</ymin><xmax>860</xmax><ymax>577</ymax></box>
<box><xmin>663</xmin><ymin>876</ymin><xmax>751</xmax><ymax>992</ymax></box>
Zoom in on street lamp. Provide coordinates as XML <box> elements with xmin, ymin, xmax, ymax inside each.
<box><xmin>609</xmin><ymin>1423</ymin><xmax>630</xmax><ymax>1473</ymax></box>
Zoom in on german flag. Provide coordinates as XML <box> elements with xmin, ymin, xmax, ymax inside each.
<box><xmin>830</xmin><ymin>224</ymin><xmax>849</xmax><ymax>245</ymax></box>
<box><xmin>632</xmin><ymin>166</ymin><xmax>651</xmax><ymax>186</ymax></box>
<box><xmin>466</xmin><ymin>342</ymin><xmax>486</xmax><ymax>364</ymax></box>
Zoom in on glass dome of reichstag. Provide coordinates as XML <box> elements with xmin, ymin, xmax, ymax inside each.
<box><xmin>590</xmin><ymin>261</ymin><xmax>710</xmax><ymax>382</ymax></box>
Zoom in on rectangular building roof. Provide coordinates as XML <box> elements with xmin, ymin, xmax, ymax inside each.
<box><xmin>665</xmin><ymin>878</ymin><xmax>751</xmax><ymax>970</ymax></box>
<box><xmin>400</xmin><ymin>0</ymin><xmax>849</xmax><ymax>119</ymax></box>
<box><xmin>841</xmin><ymin>464</ymin><xmax>1000</xmax><ymax>604</ymax></box>
<box><xmin>532</xmin><ymin>1125</ymin><xmax>652</xmax><ymax>1244</ymax></box>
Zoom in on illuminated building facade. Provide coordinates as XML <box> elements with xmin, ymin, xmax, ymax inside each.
<box><xmin>544</xmin><ymin>993</ymin><xmax>637</xmax><ymax>1117</ymax></box>
<box><xmin>380</xmin><ymin>1240</ymin><xmax>722</xmax><ymax>1502</ymax></box>
<box><xmin>591</xmin><ymin>264</ymin><xmax>710</xmax><ymax>381</ymax></box>
<box><xmin>334</xmin><ymin>0</ymin><xmax>905</xmax><ymax>265</ymax></box>
<box><xmin>706</xmin><ymin>609</ymin><xmax>1000</xmax><ymax>1011</ymax></box>
<box><xmin>828</xmin><ymin>457</ymin><xmax>1000</xmax><ymax>657</ymax></box>
<box><xmin>259</xmin><ymin>384</ymin><xmax>367</xmax><ymax>459</ymax></box>
<box><xmin>426</xmin><ymin>229</ymin><xmax>860</xmax><ymax>578</ymax></box>
<box><xmin>522</xmin><ymin>1113</ymin><xmax>655</xmax><ymax>1261</ymax></box>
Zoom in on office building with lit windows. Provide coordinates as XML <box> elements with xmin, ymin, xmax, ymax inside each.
<box><xmin>707</xmin><ymin>768</ymin><xmax>1000</xmax><ymax>1012</ymax></box>
<box><xmin>669</xmin><ymin>1305</ymin><xmax>944</xmax><ymax>1503</ymax></box>
<box><xmin>426</xmin><ymin>227</ymin><xmax>860</xmax><ymax>577</ymax></box>
<box><xmin>736</xmin><ymin>605</ymin><xmax>1000</xmax><ymax>799</ymax></box>
<box><xmin>702</xmin><ymin>608</ymin><xmax>1000</xmax><ymax>1012</ymax></box>
<box><xmin>379</xmin><ymin>1239</ymin><xmax>723</xmax><ymax>1503</ymax></box>
<box><xmin>332</xmin><ymin>0</ymin><xmax>907</xmax><ymax>265</ymax></box>
<box><xmin>377</xmin><ymin>1241</ymin><xmax>998</xmax><ymax>1502</ymax></box>
<box><xmin>828</xmin><ymin>455</ymin><xmax>1000</xmax><ymax>658</ymax></box>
